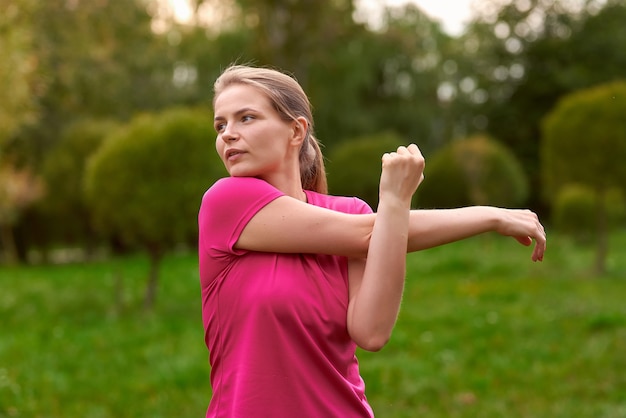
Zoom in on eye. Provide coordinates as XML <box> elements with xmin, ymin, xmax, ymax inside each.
<box><xmin>215</xmin><ymin>122</ymin><xmax>225</xmax><ymax>133</ymax></box>
<box><xmin>242</xmin><ymin>115</ymin><xmax>255</xmax><ymax>122</ymax></box>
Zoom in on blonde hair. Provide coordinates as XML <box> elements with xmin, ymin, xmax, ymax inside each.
<box><xmin>213</xmin><ymin>65</ymin><xmax>328</xmax><ymax>194</ymax></box>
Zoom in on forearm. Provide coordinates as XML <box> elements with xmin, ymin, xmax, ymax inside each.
<box><xmin>407</xmin><ymin>206</ymin><xmax>501</xmax><ymax>252</ymax></box>
<box><xmin>348</xmin><ymin>198</ymin><xmax>410</xmax><ymax>351</ymax></box>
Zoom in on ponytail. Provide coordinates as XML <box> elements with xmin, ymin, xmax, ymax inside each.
<box><xmin>300</xmin><ymin>133</ymin><xmax>327</xmax><ymax>194</ymax></box>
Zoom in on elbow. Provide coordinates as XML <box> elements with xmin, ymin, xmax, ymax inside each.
<box><xmin>353</xmin><ymin>332</ymin><xmax>391</xmax><ymax>352</ymax></box>
<box><xmin>350</xmin><ymin>216</ymin><xmax>374</xmax><ymax>258</ymax></box>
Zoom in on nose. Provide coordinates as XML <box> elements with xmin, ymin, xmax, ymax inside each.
<box><xmin>221</xmin><ymin>124</ymin><xmax>238</xmax><ymax>142</ymax></box>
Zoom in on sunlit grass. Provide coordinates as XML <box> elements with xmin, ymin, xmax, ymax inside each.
<box><xmin>1</xmin><ymin>232</ymin><xmax>625</xmax><ymax>417</ymax></box>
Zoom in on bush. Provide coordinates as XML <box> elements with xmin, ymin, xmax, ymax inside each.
<box><xmin>38</xmin><ymin>118</ymin><xmax>119</xmax><ymax>250</ymax></box>
<box><xmin>326</xmin><ymin>132</ymin><xmax>405</xmax><ymax>209</ymax></box>
<box><xmin>554</xmin><ymin>184</ymin><xmax>625</xmax><ymax>245</ymax></box>
<box><xmin>553</xmin><ymin>184</ymin><xmax>596</xmax><ymax>244</ymax></box>
<box><xmin>84</xmin><ymin>107</ymin><xmax>225</xmax><ymax>307</ymax></box>
<box><xmin>541</xmin><ymin>81</ymin><xmax>626</xmax><ymax>200</ymax></box>
<box><xmin>416</xmin><ymin>135</ymin><xmax>529</xmax><ymax>209</ymax></box>
<box><xmin>85</xmin><ymin>107</ymin><xmax>224</xmax><ymax>249</ymax></box>
<box><xmin>541</xmin><ymin>81</ymin><xmax>626</xmax><ymax>273</ymax></box>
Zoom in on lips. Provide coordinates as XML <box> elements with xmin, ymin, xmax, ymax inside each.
<box><xmin>225</xmin><ymin>149</ymin><xmax>244</xmax><ymax>161</ymax></box>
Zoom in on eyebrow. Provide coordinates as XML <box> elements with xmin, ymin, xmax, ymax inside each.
<box><xmin>214</xmin><ymin>107</ymin><xmax>259</xmax><ymax>121</ymax></box>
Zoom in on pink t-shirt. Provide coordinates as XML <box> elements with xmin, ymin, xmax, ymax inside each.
<box><xmin>198</xmin><ymin>176</ymin><xmax>374</xmax><ymax>418</ymax></box>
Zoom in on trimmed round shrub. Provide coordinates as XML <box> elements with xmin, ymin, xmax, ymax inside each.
<box><xmin>541</xmin><ymin>81</ymin><xmax>626</xmax><ymax>200</ymax></box>
<box><xmin>606</xmin><ymin>188</ymin><xmax>626</xmax><ymax>228</ymax></box>
<box><xmin>39</xmin><ymin>118</ymin><xmax>119</xmax><ymax>248</ymax></box>
<box><xmin>553</xmin><ymin>184</ymin><xmax>596</xmax><ymax>244</ymax></box>
<box><xmin>84</xmin><ymin>107</ymin><xmax>225</xmax><ymax>251</ymax></box>
<box><xmin>416</xmin><ymin>135</ymin><xmax>529</xmax><ymax>208</ymax></box>
<box><xmin>326</xmin><ymin>132</ymin><xmax>405</xmax><ymax>209</ymax></box>
<box><xmin>554</xmin><ymin>184</ymin><xmax>625</xmax><ymax>244</ymax></box>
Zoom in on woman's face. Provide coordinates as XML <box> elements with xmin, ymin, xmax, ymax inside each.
<box><xmin>213</xmin><ymin>84</ymin><xmax>299</xmax><ymax>180</ymax></box>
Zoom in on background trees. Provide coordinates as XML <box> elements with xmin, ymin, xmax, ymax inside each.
<box><xmin>84</xmin><ymin>108</ymin><xmax>224</xmax><ymax>308</ymax></box>
<box><xmin>416</xmin><ymin>135</ymin><xmax>528</xmax><ymax>209</ymax></box>
<box><xmin>327</xmin><ymin>132</ymin><xmax>405</xmax><ymax>209</ymax></box>
<box><xmin>0</xmin><ymin>0</ymin><xmax>40</xmax><ymax>148</ymax></box>
<box><xmin>541</xmin><ymin>81</ymin><xmax>626</xmax><ymax>274</ymax></box>
<box><xmin>2</xmin><ymin>0</ymin><xmax>626</xmax><ymax>276</ymax></box>
<box><xmin>454</xmin><ymin>0</ymin><xmax>626</xmax><ymax>212</ymax></box>
<box><xmin>38</xmin><ymin>119</ymin><xmax>120</xmax><ymax>256</ymax></box>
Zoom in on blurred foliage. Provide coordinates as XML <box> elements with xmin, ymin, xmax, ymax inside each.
<box><xmin>182</xmin><ymin>0</ymin><xmax>453</xmax><ymax>153</ymax></box>
<box><xmin>37</xmin><ymin>119</ymin><xmax>120</xmax><ymax>253</ymax></box>
<box><xmin>5</xmin><ymin>0</ymin><xmax>180</xmax><ymax>166</ymax></box>
<box><xmin>0</xmin><ymin>163</ymin><xmax>43</xmax><ymax>263</ymax></box>
<box><xmin>2</xmin><ymin>0</ymin><xmax>626</xmax><ymax>265</ymax></box>
<box><xmin>456</xmin><ymin>0</ymin><xmax>626</xmax><ymax>211</ymax></box>
<box><xmin>84</xmin><ymin>107</ymin><xmax>224</xmax><ymax>308</ymax></box>
<box><xmin>541</xmin><ymin>81</ymin><xmax>626</xmax><ymax>197</ymax></box>
<box><xmin>541</xmin><ymin>80</ymin><xmax>626</xmax><ymax>273</ymax></box>
<box><xmin>0</xmin><ymin>0</ymin><xmax>40</xmax><ymax>147</ymax></box>
<box><xmin>327</xmin><ymin>132</ymin><xmax>405</xmax><ymax>209</ymax></box>
<box><xmin>417</xmin><ymin>135</ymin><xmax>528</xmax><ymax>209</ymax></box>
<box><xmin>553</xmin><ymin>184</ymin><xmax>625</xmax><ymax>246</ymax></box>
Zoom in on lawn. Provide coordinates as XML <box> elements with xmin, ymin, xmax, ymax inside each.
<box><xmin>1</xmin><ymin>232</ymin><xmax>625</xmax><ymax>417</ymax></box>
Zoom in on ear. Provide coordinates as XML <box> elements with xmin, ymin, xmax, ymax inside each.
<box><xmin>289</xmin><ymin>117</ymin><xmax>308</xmax><ymax>146</ymax></box>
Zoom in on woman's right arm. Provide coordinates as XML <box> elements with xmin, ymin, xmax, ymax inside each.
<box><xmin>234</xmin><ymin>196</ymin><xmax>375</xmax><ymax>258</ymax></box>
<box><xmin>405</xmin><ymin>207</ymin><xmax>546</xmax><ymax>261</ymax></box>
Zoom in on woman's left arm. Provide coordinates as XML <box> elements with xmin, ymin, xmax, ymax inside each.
<box><xmin>346</xmin><ymin>145</ymin><xmax>423</xmax><ymax>352</ymax></box>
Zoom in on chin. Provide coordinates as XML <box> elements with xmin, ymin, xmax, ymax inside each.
<box><xmin>228</xmin><ymin>167</ymin><xmax>257</xmax><ymax>178</ymax></box>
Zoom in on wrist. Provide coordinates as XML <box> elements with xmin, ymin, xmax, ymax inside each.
<box><xmin>377</xmin><ymin>195</ymin><xmax>412</xmax><ymax>213</ymax></box>
<box><xmin>482</xmin><ymin>206</ymin><xmax>504</xmax><ymax>232</ymax></box>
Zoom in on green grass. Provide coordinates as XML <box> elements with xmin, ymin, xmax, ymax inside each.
<box><xmin>1</xmin><ymin>232</ymin><xmax>625</xmax><ymax>417</ymax></box>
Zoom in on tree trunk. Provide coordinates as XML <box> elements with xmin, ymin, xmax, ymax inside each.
<box><xmin>143</xmin><ymin>249</ymin><xmax>162</xmax><ymax>310</ymax></box>
<box><xmin>594</xmin><ymin>190</ymin><xmax>608</xmax><ymax>276</ymax></box>
<box><xmin>113</xmin><ymin>270</ymin><xmax>125</xmax><ymax>315</ymax></box>
<box><xmin>0</xmin><ymin>224</ymin><xmax>19</xmax><ymax>265</ymax></box>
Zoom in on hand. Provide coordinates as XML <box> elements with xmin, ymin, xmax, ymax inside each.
<box><xmin>496</xmin><ymin>208</ymin><xmax>547</xmax><ymax>262</ymax></box>
<box><xmin>379</xmin><ymin>144</ymin><xmax>425</xmax><ymax>204</ymax></box>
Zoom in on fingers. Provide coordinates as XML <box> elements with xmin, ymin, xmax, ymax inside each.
<box><xmin>499</xmin><ymin>208</ymin><xmax>546</xmax><ymax>262</ymax></box>
<box><xmin>531</xmin><ymin>213</ymin><xmax>546</xmax><ymax>262</ymax></box>
<box><xmin>526</xmin><ymin>216</ymin><xmax>546</xmax><ymax>262</ymax></box>
<box><xmin>380</xmin><ymin>143</ymin><xmax>425</xmax><ymax>202</ymax></box>
<box><xmin>381</xmin><ymin>144</ymin><xmax>424</xmax><ymax>171</ymax></box>
<box><xmin>532</xmin><ymin>227</ymin><xmax>546</xmax><ymax>262</ymax></box>
<box><xmin>395</xmin><ymin>143</ymin><xmax>421</xmax><ymax>157</ymax></box>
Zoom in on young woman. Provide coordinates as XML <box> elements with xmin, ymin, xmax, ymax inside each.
<box><xmin>198</xmin><ymin>65</ymin><xmax>546</xmax><ymax>417</ymax></box>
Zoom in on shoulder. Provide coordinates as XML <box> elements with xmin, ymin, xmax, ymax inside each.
<box><xmin>200</xmin><ymin>176</ymin><xmax>284</xmax><ymax>221</ymax></box>
<box><xmin>305</xmin><ymin>190</ymin><xmax>373</xmax><ymax>215</ymax></box>
<box><xmin>203</xmin><ymin>176</ymin><xmax>282</xmax><ymax>203</ymax></box>
<box><xmin>204</xmin><ymin>176</ymin><xmax>276</xmax><ymax>197</ymax></box>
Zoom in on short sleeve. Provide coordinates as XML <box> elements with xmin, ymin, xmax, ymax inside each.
<box><xmin>198</xmin><ymin>177</ymin><xmax>284</xmax><ymax>256</ymax></box>
<box><xmin>351</xmin><ymin>197</ymin><xmax>373</xmax><ymax>216</ymax></box>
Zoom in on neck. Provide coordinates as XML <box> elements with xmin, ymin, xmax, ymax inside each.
<box><xmin>260</xmin><ymin>172</ymin><xmax>306</xmax><ymax>202</ymax></box>
<box><xmin>276</xmin><ymin>180</ymin><xmax>307</xmax><ymax>202</ymax></box>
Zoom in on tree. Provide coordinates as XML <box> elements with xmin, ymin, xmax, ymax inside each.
<box><xmin>0</xmin><ymin>0</ymin><xmax>41</xmax><ymax>148</ymax></box>
<box><xmin>10</xmin><ymin>0</ymin><xmax>180</xmax><ymax>168</ymax></box>
<box><xmin>455</xmin><ymin>0</ymin><xmax>626</xmax><ymax>213</ymax></box>
<box><xmin>541</xmin><ymin>81</ymin><xmax>626</xmax><ymax>274</ymax></box>
<box><xmin>552</xmin><ymin>184</ymin><xmax>625</xmax><ymax>245</ymax></box>
<box><xmin>39</xmin><ymin>119</ymin><xmax>119</xmax><ymax>254</ymax></box>
<box><xmin>326</xmin><ymin>132</ymin><xmax>405</xmax><ymax>209</ymax></box>
<box><xmin>0</xmin><ymin>163</ymin><xmax>43</xmax><ymax>264</ymax></box>
<box><xmin>178</xmin><ymin>0</ymin><xmax>453</xmax><ymax>152</ymax></box>
<box><xmin>416</xmin><ymin>135</ymin><xmax>528</xmax><ymax>209</ymax></box>
<box><xmin>84</xmin><ymin>108</ymin><xmax>225</xmax><ymax>309</ymax></box>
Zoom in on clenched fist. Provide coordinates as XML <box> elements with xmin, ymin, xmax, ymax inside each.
<box><xmin>380</xmin><ymin>144</ymin><xmax>425</xmax><ymax>204</ymax></box>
